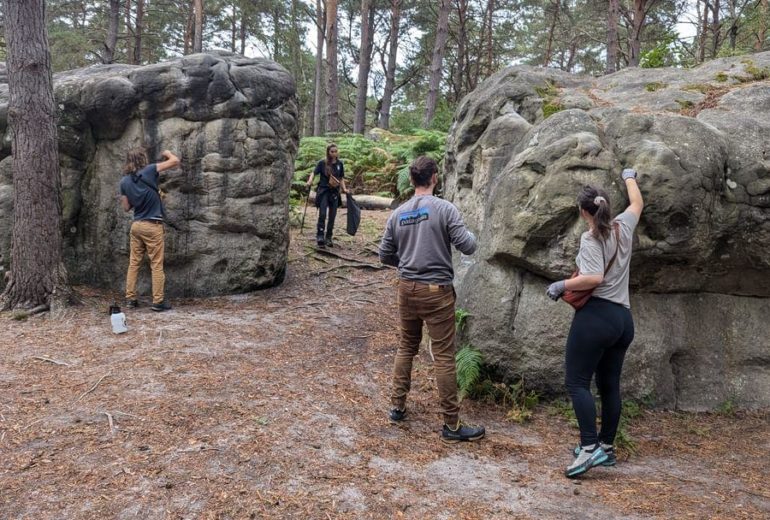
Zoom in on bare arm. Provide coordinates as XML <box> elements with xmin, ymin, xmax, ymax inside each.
<box><xmin>565</xmin><ymin>273</ymin><xmax>603</xmax><ymax>291</ymax></box>
<box><xmin>622</xmin><ymin>169</ymin><xmax>644</xmax><ymax>219</ymax></box>
<box><xmin>156</xmin><ymin>150</ymin><xmax>180</xmax><ymax>172</ymax></box>
<box><xmin>120</xmin><ymin>195</ymin><xmax>132</xmax><ymax>212</ymax></box>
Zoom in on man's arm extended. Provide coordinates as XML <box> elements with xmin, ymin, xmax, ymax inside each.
<box><xmin>156</xmin><ymin>150</ymin><xmax>180</xmax><ymax>172</ymax></box>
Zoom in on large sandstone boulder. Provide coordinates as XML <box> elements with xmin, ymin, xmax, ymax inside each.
<box><xmin>445</xmin><ymin>53</ymin><xmax>770</xmax><ymax>410</ymax></box>
<box><xmin>0</xmin><ymin>52</ymin><xmax>299</xmax><ymax>296</ymax></box>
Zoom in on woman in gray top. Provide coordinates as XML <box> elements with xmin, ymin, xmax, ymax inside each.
<box><xmin>546</xmin><ymin>169</ymin><xmax>644</xmax><ymax>478</ymax></box>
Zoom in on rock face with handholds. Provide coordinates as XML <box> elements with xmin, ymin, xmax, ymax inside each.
<box><xmin>445</xmin><ymin>52</ymin><xmax>770</xmax><ymax>411</ymax></box>
<box><xmin>0</xmin><ymin>52</ymin><xmax>299</xmax><ymax>296</ymax></box>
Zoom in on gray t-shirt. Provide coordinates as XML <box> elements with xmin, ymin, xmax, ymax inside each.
<box><xmin>576</xmin><ymin>210</ymin><xmax>639</xmax><ymax>308</ymax></box>
<box><xmin>379</xmin><ymin>195</ymin><xmax>477</xmax><ymax>285</ymax></box>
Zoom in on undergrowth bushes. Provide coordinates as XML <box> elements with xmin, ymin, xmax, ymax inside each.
<box><xmin>293</xmin><ymin>130</ymin><xmax>447</xmax><ymax>200</ymax></box>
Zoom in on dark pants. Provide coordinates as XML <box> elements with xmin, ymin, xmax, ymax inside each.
<box><xmin>316</xmin><ymin>189</ymin><xmax>339</xmax><ymax>240</ymax></box>
<box><xmin>565</xmin><ymin>297</ymin><xmax>634</xmax><ymax>446</ymax></box>
<box><xmin>391</xmin><ymin>280</ymin><xmax>459</xmax><ymax>426</ymax></box>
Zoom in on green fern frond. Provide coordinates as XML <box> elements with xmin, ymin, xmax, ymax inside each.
<box><xmin>456</xmin><ymin>345</ymin><xmax>484</xmax><ymax>400</ymax></box>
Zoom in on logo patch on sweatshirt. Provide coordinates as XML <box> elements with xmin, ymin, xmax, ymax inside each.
<box><xmin>399</xmin><ymin>207</ymin><xmax>429</xmax><ymax>226</ymax></box>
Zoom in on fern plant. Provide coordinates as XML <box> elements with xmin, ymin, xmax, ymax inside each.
<box><xmin>455</xmin><ymin>345</ymin><xmax>484</xmax><ymax>400</ymax></box>
<box><xmin>455</xmin><ymin>308</ymin><xmax>471</xmax><ymax>332</ymax></box>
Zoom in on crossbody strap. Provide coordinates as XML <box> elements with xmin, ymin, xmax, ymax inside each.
<box><xmin>132</xmin><ymin>172</ymin><xmax>166</xmax><ymax>218</ymax></box>
<box><xmin>603</xmin><ymin>224</ymin><xmax>621</xmax><ymax>275</ymax></box>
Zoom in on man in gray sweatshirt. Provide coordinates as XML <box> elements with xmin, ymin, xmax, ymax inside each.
<box><xmin>379</xmin><ymin>156</ymin><xmax>485</xmax><ymax>443</ymax></box>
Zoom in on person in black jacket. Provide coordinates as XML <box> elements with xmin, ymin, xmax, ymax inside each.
<box><xmin>306</xmin><ymin>143</ymin><xmax>347</xmax><ymax>247</ymax></box>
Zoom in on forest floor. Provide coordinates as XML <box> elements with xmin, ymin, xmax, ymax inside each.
<box><xmin>1</xmin><ymin>209</ymin><xmax>768</xmax><ymax>520</ymax></box>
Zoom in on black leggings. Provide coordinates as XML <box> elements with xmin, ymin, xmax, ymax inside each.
<box><xmin>565</xmin><ymin>297</ymin><xmax>634</xmax><ymax>446</ymax></box>
<box><xmin>316</xmin><ymin>189</ymin><xmax>339</xmax><ymax>239</ymax></box>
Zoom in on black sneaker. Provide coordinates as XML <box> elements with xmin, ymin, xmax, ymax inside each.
<box><xmin>325</xmin><ymin>237</ymin><xmax>334</xmax><ymax>248</ymax></box>
<box><xmin>317</xmin><ymin>236</ymin><xmax>325</xmax><ymax>247</ymax></box>
<box><xmin>151</xmin><ymin>301</ymin><xmax>172</xmax><ymax>312</ymax></box>
<box><xmin>125</xmin><ymin>299</ymin><xmax>139</xmax><ymax>309</ymax></box>
<box><xmin>389</xmin><ymin>408</ymin><xmax>406</xmax><ymax>423</ymax></box>
<box><xmin>441</xmin><ymin>421</ymin><xmax>485</xmax><ymax>444</ymax></box>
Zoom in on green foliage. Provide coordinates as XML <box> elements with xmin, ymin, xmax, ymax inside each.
<box><xmin>645</xmin><ymin>82</ymin><xmax>667</xmax><ymax>92</ymax></box>
<box><xmin>536</xmin><ymin>81</ymin><xmax>563</xmax><ymax>119</ymax></box>
<box><xmin>716</xmin><ymin>398</ymin><xmax>736</xmax><ymax>416</ymax></box>
<box><xmin>676</xmin><ymin>99</ymin><xmax>695</xmax><ymax>109</ymax></box>
<box><xmin>455</xmin><ymin>308</ymin><xmax>471</xmax><ymax>332</ymax></box>
<box><xmin>542</xmin><ymin>102</ymin><xmax>563</xmax><ymax>119</ymax></box>
<box><xmin>389</xmin><ymin>99</ymin><xmax>455</xmax><ymax>134</ymax></box>
<box><xmin>547</xmin><ymin>398</ymin><xmax>579</xmax><ymax>427</ymax></box>
<box><xmin>740</xmin><ymin>59</ymin><xmax>770</xmax><ymax>81</ymax></box>
<box><xmin>715</xmin><ymin>72</ymin><xmax>729</xmax><ymax>82</ymax></box>
<box><xmin>640</xmin><ymin>34</ymin><xmax>684</xmax><ymax>69</ymax></box>
<box><xmin>682</xmin><ymin>83</ymin><xmax>713</xmax><ymax>94</ymax></box>
<box><xmin>455</xmin><ymin>345</ymin><xmax>484</xmax><ymax>400</ymax></box>
<box><xmin>502</xmin><ymin>379</ymin><xmax>540</xmax><ymax>423</ymax></box>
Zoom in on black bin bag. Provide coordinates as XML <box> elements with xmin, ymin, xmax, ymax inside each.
<box><xmin>346</xmin><ymin>193</ymin><xmax>361</xmax><ymax>236</ymax></box>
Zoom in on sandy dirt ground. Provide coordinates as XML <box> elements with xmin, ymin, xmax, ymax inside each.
<box><xmin>1</xmin><ymin>209</ymin><xmax>768</xmax><ymax>519</ymax></box>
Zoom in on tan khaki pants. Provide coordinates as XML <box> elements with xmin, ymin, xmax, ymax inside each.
<box><xmin>391</xmin><ymin>280</ymin><xmax>459</xmax><ymax>426</ymax></box>
<box><xmin>125</xmin><ymin>220</ymin><xmax>165</xmax><ymax>304</ymax></box>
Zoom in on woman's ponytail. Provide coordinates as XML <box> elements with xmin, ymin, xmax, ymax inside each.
<box><xmin>577</xmin><ymin>185</ymin><xmax>613</xmax><ymax>240</ymax></box>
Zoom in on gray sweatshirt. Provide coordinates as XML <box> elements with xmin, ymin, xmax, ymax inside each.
<box><xmin>379</xmin><ymin>195</ymin><xmax>477</xmax><ymax>285</ymax></box>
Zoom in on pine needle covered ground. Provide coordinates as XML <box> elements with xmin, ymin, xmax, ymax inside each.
<box><xmin>0</xmin><ymin>210</ymin><xmax>768</xmax><ymax>519</ymax></box>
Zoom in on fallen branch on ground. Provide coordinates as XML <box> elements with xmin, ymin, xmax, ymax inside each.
<box><xmin>104</xmin><ymin>412</ymin><xmax>115</xmax><ymax>436</ymax></box>
<box><xmin>76</xmin><ymin>372</ymin><xmax>111</xmax><ymax>402</ymax></box>
<box><xmin>32</xmin><ymin>356</ymin><xmax>71</xmax><ymax>366</ymax></box>
<box><xmin>317</xmin><ymin>263</ymin><xmax>389</xmax><ymax>275</ymax></box>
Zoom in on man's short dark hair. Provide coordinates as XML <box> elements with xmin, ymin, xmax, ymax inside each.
<box><xmin>410</xmin><ymin>156</ymin><xmax>437</xmax><ymax>188</ymax></box>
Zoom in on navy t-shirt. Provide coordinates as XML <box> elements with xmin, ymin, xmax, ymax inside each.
<box><xmin>314</xmin><ymin>160</ymin><xmax>344</xmax><ymax>188</ymax></box>
<box><xmin>119</xmin><ymin>164</ymin><xmax>164</xmax><ymax>221</ymax></box>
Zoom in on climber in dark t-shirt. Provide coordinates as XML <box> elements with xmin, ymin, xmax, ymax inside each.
<box><xmin>118</xmin><ymin>147</ymin><xmax>179</xmax><ymax>312</ymax></box>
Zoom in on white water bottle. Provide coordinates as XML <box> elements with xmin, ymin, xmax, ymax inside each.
<box><xmin>110</xmin><ymin>305</ymin><xmax>128</xmax><ymax>334</ymax></box>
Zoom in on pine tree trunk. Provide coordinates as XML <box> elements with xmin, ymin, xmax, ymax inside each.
<box><xmin>424</xmin><ymin>0</ymin><xmax>451</xmax><ymax>128</ymax></box>
<box><xmin>543</xmin><ymin>0</ymin><xmax>560</xmax><ymax>67</ymax></box>
<box><xmin>2</xmin><ymin>0</ymin><xmax>69</xmax><ymax>311</ymax></box>
<box><xmin>313</xmin><ymin>0</ymin><xmax>326</xmax><ymax>136</ymax></box>
<box><xmin>378</xmin><ymin>0</ymin><xmax>401</xmax><ymax>130</ymax></box>
<box><xmin>134</xmin><ymin>0</ymin><xmax>144</xmax><ymax>64</ymax></box>
<box><xmin>606</xmin><ymin>0</ymin><xmax>619</xmax><ymax>73</ymax></box>
<box><xmin>326</xmin><ymin>0</ymin><xmax>339</xmax><ymax>133</ymax></box>
<box><xmin>628</xmin><ymin>0</ymin><xmax>646</xmax><ymax>67</ymax></box>
<box><xmin>240</xmin><ymin>9</ymin><xmax>247</xmax><ymax>55</ymax></box>
<box><xmin>231</xmin><ymin>5</ymin><xmax>237</xmax><ymax>53</ymax></box>
<box><xmin>485</xmin><ymin>0</ymin><xmax>495</xmax><ymax>77</ymax></box>
<box><xmin>193</xmin><ymin>0</ymin><xmax>204</xmax><ymax>53</ymax></box>
<box><xmin>710</xmin><ymin>0</ymin><xmax>721</xmax><ymax>57</ymax></box>
<box><xmin>103</xmin><ymin>0</ymin><xmax>120</xmax><ymax>64</ymax></box>
<box><xmin>758</xmin><ymin>0</ymin><xmax>769</xmax><ymax>51</ymax></box>
<box><xmin>698</xmin><ymin>0</ymin><xmax>709</xmax><ymax>63</ymax></box>
<box><xmin>354</xmin><ymin>0</ymin><xmax>375</xmax><ymax>134</ymax></box>
<box><xmin>125</xmin><ymin>0</ymin><xmax>135</xmax><ymax>63</ymax></box>
<box><xmin>454</xmin><ymin>0</ymin><xmax>468</xmax><ymax>100</ymax></box>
